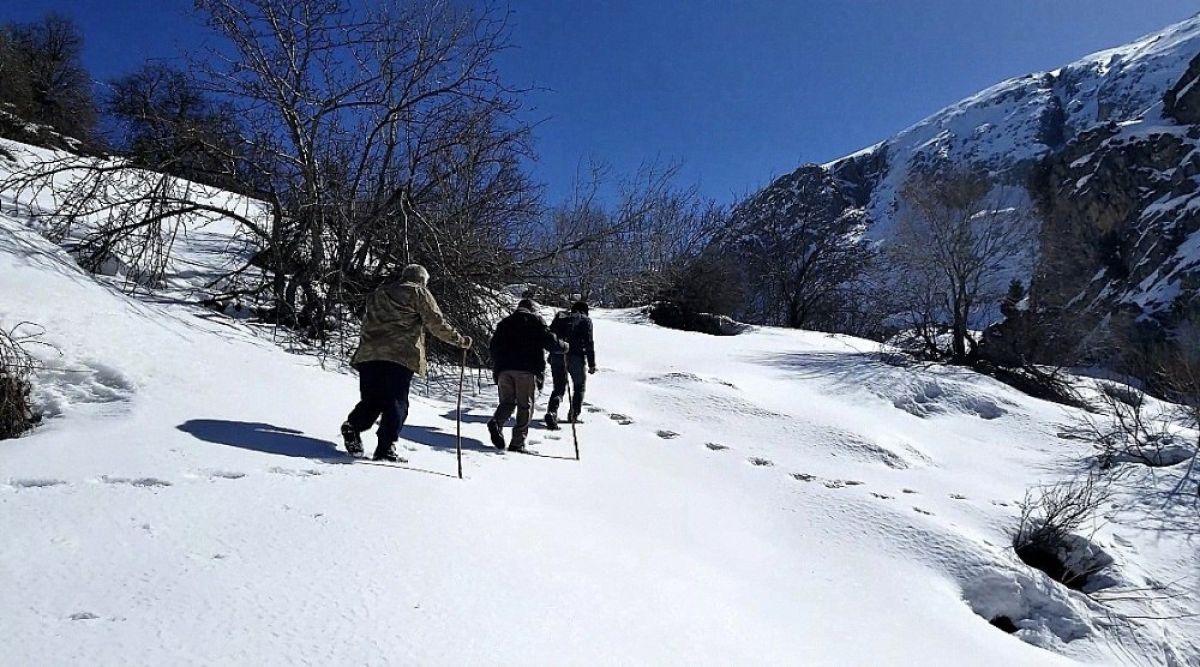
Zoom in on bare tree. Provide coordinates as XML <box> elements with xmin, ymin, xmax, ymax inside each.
<box><xmin>887</xmin><ymin>167</ymin><xmax>1035</xmax><ymax>362</ymax></box>
<box><xmin>721</xmin><ymin>164</ymin><xmax>872</xmax><ymax>332</ymax></box>
<box><xmin>532</xmin><ymin>160</ymin><xmax>720</xmax><ymax>307</ymax></box>
<box><xmin>2</xmin><ymin>0</ymin><xmax>540</xmax><ymax>366</ymax></box>
<box><xmin>0</xmin><ymin>13</ymin><xmax>96</xmax><ymax>142</ymax></box>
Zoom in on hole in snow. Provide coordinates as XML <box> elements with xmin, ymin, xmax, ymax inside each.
<box><xmin>989</xmin><ymin>615</ymin><xmax>1019</xmax><ymax>634</ymax></box>
<box><xmin>1014</xmin><ymin>534</ymin><xmax>1117</xmax><ymax>593</ymax></box>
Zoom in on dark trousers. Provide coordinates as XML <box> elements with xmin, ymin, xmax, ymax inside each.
<box><xmin>346</xmin><ymin>360</ymin><xmax>414</xmax><ymax>448</ymax></box>
<box><xmin>547</xmin><ymin>354</ymin><xmax>587</xmax><ymax>417</ymax></box>
<box><xmin>492</xmin><ymin>370</ymin><xmax>537</xmax><ymax>445</ymax></box>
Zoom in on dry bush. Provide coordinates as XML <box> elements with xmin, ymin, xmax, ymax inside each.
<box><xmin>0</xmin><ymin>324</ymin><xmax>41</xmax><ymax>439</ymax></box>
<box><xmin>1013</xmin><ymin>472</ymin><xmax>1114</xmax><ymax>591</ymax></box>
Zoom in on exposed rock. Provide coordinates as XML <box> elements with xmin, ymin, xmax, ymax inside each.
<box><xmin>1031</xmin><ymin>120</ymin><xmax>1200</xmax><ymax>341</ymax></box>
<box><xmin>1164</xmin><ymin>52</ymin><xmax>1200</xmax><ymax>124</ymax></box>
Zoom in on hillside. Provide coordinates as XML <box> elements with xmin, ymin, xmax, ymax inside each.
<box><xmin>737</xmin><ymin>13</ymin><xmax>1200</xmax><ymax>335</ymax></box>
<box><xmin>1</xmin><ymin>136</ymin><xmax>1198</xmax><ymax>664</ymax></box>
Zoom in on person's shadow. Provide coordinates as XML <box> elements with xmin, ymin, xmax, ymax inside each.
<box><xmin>177</xmin><ymin>420</ymin><xmax>347</xmax><ymax>460</ymax></box>
<box><xmin>404</xmin><ymin>423</ymin><xmax>496</xmax><ymax>454</ymax></box>
<box><xmin>177</xmin><ymin>419</ymin><xmax>496</xmax><ymax>458</ymax></box>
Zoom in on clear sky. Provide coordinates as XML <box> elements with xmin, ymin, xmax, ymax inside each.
<box><xmin>5</xmin><ymin>1</ymin><xmax>1199</xmax><ymax>204</ymax></box>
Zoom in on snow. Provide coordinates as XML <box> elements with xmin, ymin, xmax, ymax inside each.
<box><xmin>2</xmin><ymin>165</ymin><xmax>1198</xmax><ymax>664</ymax></box>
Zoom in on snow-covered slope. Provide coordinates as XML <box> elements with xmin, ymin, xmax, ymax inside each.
<box><xmin>2</xmin><ymin>183</ymin><xmax>1197</xmax><ymax>662</ymax></box>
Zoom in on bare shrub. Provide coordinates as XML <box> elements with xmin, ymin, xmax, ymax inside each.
<box><xmin>1013</xmin><ymin>472</ymin><xmax>1115</xmax><ymax>591</ymax></box>
<box><xmin>0</xmin><ymin>323</ymin><xmax>42</xmax><ymax>439</ymax></box>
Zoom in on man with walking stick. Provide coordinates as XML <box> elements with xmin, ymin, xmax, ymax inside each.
<box><xmin>487</xmin><ymin>299</ymin><xmax>566</xmax><ymax>453</ymax></box>
<box><xmin>545</xmin><ymin>300</ymin><xmax>597</xmax><ymax>430</ymax></box>
<box><xmin>341</xmin><ymin>264</ymin><xmax>471</xmax><ymax>462</ymax></box>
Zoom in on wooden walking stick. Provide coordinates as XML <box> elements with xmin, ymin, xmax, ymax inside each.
<box><xmin>566</xmin><ymin>374</ymin><xmax>580</xmax><ymax>461</ymax></box>
<box><xmin>456</xmin><ymin>347</ymin><xmax>466</xmax><ymax>479</ymax></box>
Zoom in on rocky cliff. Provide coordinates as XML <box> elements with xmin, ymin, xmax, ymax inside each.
<box><xmin>738</xmin><ymin>14</ymin><xmax>1200</xmax><ymax>340</ymax></box>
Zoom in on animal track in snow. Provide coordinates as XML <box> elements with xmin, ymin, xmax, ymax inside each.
<box><xmin>747</xmin><ymin>457</ymin><xmax>774</xmax><ymax>467</ymax></box>
<box><xmin>8</xmin><ymin>478</ymin><xmax>67</xmax><ymax>489</ymax></box>
<box><xmin>705</xmin><ymin>442</ymin><xmax>729</xmax><ymax>451</ymax></box>
<box><xmin>100</xmin><ymin>476</ymin><xmax>172</xmax><ymax>488</ymax></box>
<box><xmin>608</xmin><ymin>414</ymin><xmax>633</xmax><ymax>425</ymax></box>
<box><xmin>655</xmin><ymin>430</ymin><xmax>680</xmax><ymax>439</ymax></box>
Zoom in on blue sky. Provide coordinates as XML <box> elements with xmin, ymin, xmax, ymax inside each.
<box><xmin>5</xmin><ymin>1</ymin><xmax>1198</xmax><ymax>204</ymax></box>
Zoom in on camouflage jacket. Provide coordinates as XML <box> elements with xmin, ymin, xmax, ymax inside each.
<box><xmin>351</xmin><ymin>281</ymin><xmax>467</xmax><ymax>376</ymax></box>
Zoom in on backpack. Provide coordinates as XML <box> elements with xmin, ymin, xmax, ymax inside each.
<box><xmin>551</xmin><ymin>311</ymin><xmax>589</xmax><ymax>353</ymax></box>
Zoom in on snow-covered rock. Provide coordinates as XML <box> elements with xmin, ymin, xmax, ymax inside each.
<box><xmin>742</xmin><ymin>13</ymin><xmax>1200</xmax><ymax>336</ymax></box>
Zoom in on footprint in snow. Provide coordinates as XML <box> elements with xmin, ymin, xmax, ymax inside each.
<box><xmin>842</xmin><ymin>480</ymin><xmax>864</xmax><ymax>486</ymax></box>
<box><xmin>823</xmin><ymin>480</ymin><xmax>846</xmax><ymax>489</ymax></box>
<box><xmin>990</xmin><ymin>500</ymin><xmax>1010</xmax><ymax>507</ymax></box>
<box><xmin>608</xmin><ymin>414</ymin><xmax>634</xmax><ymax>425</ymax></box>
<box><xmin>585</xmin><ymin>406</ymin><xmax>604</xmax><ymax>414</ymax></box>
<box><xmin>871</xmin><ymin>492</ymin><xmax>894</xmax><ymax>500</ymax></box>
<box><xmin>748</xmin><ymin>457</ymin><xmax>774</xmax><ymax>467</ymax></box>
<box><xmin>207</xmin><ymin>470</ymin><xmax>246</xmax><ymax>481</ymax></box>
<box><xmin>792</xmin><ymin>473</ymin><xmax>817</xmax><ymax>482</ymax></box>
<box><xmin>913</xmin><ymin>507</ymin><xmax>934</xmax><ymax>516</ymax></box>
<box><xmin>101</xmin><ymin>476</ymin><xmax>172</xmax><ymax>488</ymax></box>
<box><xmin>656</xmin><ymin>430</ymin><xmax>680</xmax><ymax>439</ymax></box>
<box><xmin>8</xmin><ymin>478</ymin><xmax>67</xmax><ymax>489</ymax></box>
<box><xmin>902</xmin><ymin>488</ymin><xmax>918</xmax><ymax>495</ymax></box>
<box><xmin>545</xmin><ymin>434</ymin><xmax>561</xmax><ymax>440</ymax></box>
<box><xmin>69</xmin><ymin>612</ymin><xmax>100</xmax><ymax>621</ymax></box>
<box><xmin>268</xmin><ymin>467</ymin><xmax>321</xmax><ymax>477</ymax></box>
<box><xmin>950</xmin><ymin>493</ymin><xmax>968</xmax><ymax>500</ymax></box>
<box><xmin>705</xmin><ymin>442</ymin><xmax>729</xmax><ymax>451</ymax></box>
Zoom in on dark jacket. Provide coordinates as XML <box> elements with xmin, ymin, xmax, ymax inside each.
<box><xmin>491</xmin><ymin>307</ymin><xmax>566</xmax><ymax>376</ymax></box>
<box><xmin>550</xmin><ymin>311</ymin><xmax>596</xmax><ymax>368</ymax></box>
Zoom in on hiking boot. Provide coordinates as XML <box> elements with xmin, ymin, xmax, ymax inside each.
<box><xmin>341</xmin><ymin>422</ymin><xmax>364</xmax><ymax>456</ymax></box>
<box><xmin>372</xmin><ymin>446</ymin><xmax>406</xmax><ymax>463</ymax></box>
<box><xmin>508</xmin><ymin>440</ymin><xmax>527</xmax><ymax>453</ymax></box>
<box><xmin>566</xmin><ymin>412</ymin><xmax>584</xmax><ymax>424</ymax></box>
<box><xmin>544</xmin><ymin>413</ymin><xmax>560</xmax><ymax>430</ymax></box>
<box><xmin>487</xmin><ymin>420</ymin><xmax>506</xmax><ymax>450</ymax></box>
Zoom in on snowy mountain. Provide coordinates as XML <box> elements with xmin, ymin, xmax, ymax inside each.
<box><xmin>2</xmin><ymin>134</ymin><xmax>1198</xmax><ymax>664</ymax></box>
<box><xmin>739</xmin><ymin>13</ymin><xmax>1200</xmax><ymax>335</ymax></box>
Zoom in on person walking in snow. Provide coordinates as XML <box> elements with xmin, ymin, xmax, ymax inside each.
<box><xmin>545</xmin><ymin>300</ymin><xmax>597</xmax><ymax>429</ymax></box>
<box><xmin>487</xmin><ymin>299</ymin><xmax>566</xmax><ymax>452</ymax></box>
<box><xmin>341</xmin><ymin>264</ymin><xmax>471</xmax><ymax>462</ymax></box>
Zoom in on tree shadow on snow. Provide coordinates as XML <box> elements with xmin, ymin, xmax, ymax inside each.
<box><xmin>177</xmin><ymin>420</ymin><xmax>347</xmax><ymax>460</ymax></box>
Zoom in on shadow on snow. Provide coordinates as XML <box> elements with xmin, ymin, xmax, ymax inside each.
<box><xmin>177</xmin><ymin>420</ymin><xmax>347</xmax><ymax>460</ymax></box>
